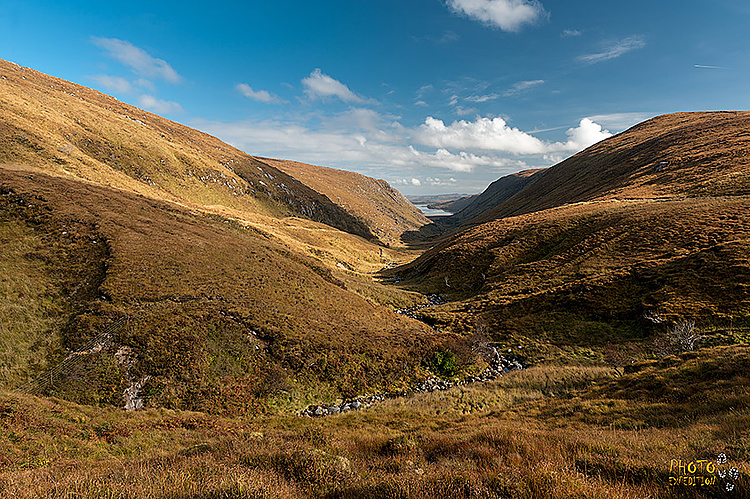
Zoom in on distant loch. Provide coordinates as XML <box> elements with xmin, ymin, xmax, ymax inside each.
<box><xmin>414</xmin><ymin>204</ymin><xmax>452</xmax><ymax>216</ymax></box>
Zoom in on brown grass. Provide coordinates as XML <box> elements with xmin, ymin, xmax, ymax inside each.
<box><xmin>1</xmin><ymin>345</ymin><xmax>747</xmax><ymax>498</ymax></box>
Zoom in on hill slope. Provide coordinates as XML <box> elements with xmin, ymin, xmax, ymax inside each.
<box><xmin>0</xmin><ymin>59</ymin><xmax>376</xmax><ymax>241</ymax></box>
<box><xmin>394</xmin><ymin>112</ymin><xmax>750</xmax><ymax>360</ymax></box>
<box><xmin>260</xmin><ymin>157</ymin><xmax>429</xmax><ymax>245</ymax></box>
<box><xmin>475</xmin><ymin>111</ymin><xmax>750</xmax><ymax>224</ymax></box>
<box><xmin>435</xmin><ymin>168</ymin><xmax>544</xmax><ymax>228</ymax></box>
<box><xmin>0</xmin><ymin>60</ymin><xmax>446</xmax><ymax>413</ymax></box>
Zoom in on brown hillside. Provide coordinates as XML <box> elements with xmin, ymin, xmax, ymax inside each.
<box><xmin>396</xmin><ymin>196</ymin><xmax>750</xmax><ymax>357</ymax></box>
<box><xmin>0</xmin><ymin>59</ymin><xmax>374</xmax><ymax>240</ymax></box>
<box><xmin>394</xmin><ymin>112</ymin><xmax>750</xmax><ymax>358</ymax></box>
<box><xmin>475</xmin><ymin>111</ymin><xmax>750</xmax><ymax>224</ymax></box>
<box><xmin>261</xmin><ymin>157</ymin><xmax>429</xmax><ymax>246</ymax></box>
<box><xmin>0</xmin><ymin>166</ymin><xmax>439</xmax><ymax>412</ymax></box>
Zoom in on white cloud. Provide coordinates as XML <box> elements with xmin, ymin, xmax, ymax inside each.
<box><xmin>236</xmin><ymin>83</ymin><xmax>285</xmax><ymax>104</ymax></box>
<box><xmin>561</xmin><ymin>29</ymin><xmax>582</xmax><ymax>37</ymax></box>
<box><xmin>137</xmin><ymin>95</ymin><xmax>184</xmax><ymax>115</ymax></box>
<box><xmin>413</xmin><ymin>115</ymin><xmax>612</xmax><ymax>156</ymax></box>
<box><xmin>455</xmin><ymin>106</ymin><xmax>478</xmax><ymax>116</ymax></box>
<box><xmin>551</xmin><ymin>118</ymin><xmax>612</xmax><ymax>152</ymax></box>
<box><xmin>503</xmin><ymin>79</ymin><xmax>544</xmax><ymax>96</ymax></box>
<box><xmin>577</xmin><ymin>36</ymin><xmax>646</xmax><ymax>65</ymax></box>
<box><xmin>415</xmin><ymin>100</ymin><xmax>429</xmax><ymax>107</ymax></box>
<box><xmin>416</xmin><ymin>84</ymin><xmax>434</xmax><ymax>98</ymax></box>
<box><xmin>425</xmin><ymin>177</ymin><xmax>459</xmax><ymax>186</ymax></box>
<box><xmin>414</xmin><ymin>116</ymin><xmax>547</xmax><ymax>154</ymax></box>
<box><xmin>90</xmin><ymin>74</ymin><xmax>132</xmax><ymax>94</ymax></box>
<box><xmin>134</xmin><ymin>78</ymin><xmax>156</xmax><ymax>92</ymax></box>
<box><xmin>194</xmin><ymin>109</ymin><xmax>614</xmax><ymax>183</ymax></box>
<box><xmin>411</xmin><ymin>178</ymin><xmax>422</xmax><ymax>186</ymax></box>
<box><xmin>446</xmin><ymin>0</ymin><xmax>548</xmax><ymax>32</ymax></box>
<box><xmin>302</xmin><ymin>68</ymin><xmax>373</xmax><ymax>104</ymax></box>
<box><xmin>91</xmin><ymin>37</ymin><xmax>182</xmax><ymax>83</ymax></box>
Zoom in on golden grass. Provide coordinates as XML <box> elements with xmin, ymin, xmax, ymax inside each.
<box><xmin>0</xmin><ymin>221</ymin><xmax>66</xmax><ymax>386</ymax></box>
<box><xmin>1</xmin><ymin>346</ymin><xmax>747</xmax><ymax>498</ymax></box>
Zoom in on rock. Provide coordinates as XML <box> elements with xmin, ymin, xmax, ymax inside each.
<box><xmin>327</xmin><ymin>406</ymin><xmax>340</xmax><ymax>415</ymax></box>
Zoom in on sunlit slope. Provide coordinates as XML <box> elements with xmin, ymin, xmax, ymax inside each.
<box><xmin>0</xmin><ymin>59</ymin><xmax>373</xmax><ymax>240</ymax></box>
<box><xmin>474</xmin><ymin>111</ymin><xmax>750</xmax><ymax>224</ymax></box>
<box><xmin>394</xmin><ymin>112</ymin><xmax>750</xmax><ymax>353</ymax></box>
<box><xmin>0</xmin><ymin>165</ymin><xmax>438</xmax><ymax>412</ymax></box>
<box><xmin>261</xmin><ymin>157</ymin><xmax>430</xmax><ymax>246</ymax></box>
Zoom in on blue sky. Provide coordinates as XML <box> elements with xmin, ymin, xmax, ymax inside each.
<box><xmin>2</xmin><ymin>0</ymin><xmax>749</xmax><ymax>195</ymax></box>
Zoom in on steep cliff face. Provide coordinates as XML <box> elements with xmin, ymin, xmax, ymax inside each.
<box><xmin>261</xmin><ymin>157</ymin><xmax>430</xmax><ymax>246</ymax></box>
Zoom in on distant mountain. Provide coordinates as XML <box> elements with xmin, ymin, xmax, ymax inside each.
<box><xmin>259</xmin><ymin>157</ymin><xmax>429</xmax><ymax>246</ymax></box>
<box><xmin>436</xmin><ymin>168</ymin><xmax>545</xmax><ymax>227</ymax></box>
<box><xmin>427</xmin><ymin>194</ymin><xmax>479</xmax><ymax>214</ymax></box>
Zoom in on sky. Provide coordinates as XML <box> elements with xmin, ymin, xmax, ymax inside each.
<box><xmin>2</xmin><ymin>0</ymin><xmax>749</xmax><ymax>196</ymax></box>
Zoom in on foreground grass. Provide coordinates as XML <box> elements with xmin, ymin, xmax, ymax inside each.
<box><xmin>1</xmin><ymin>346</ymin><xmax>748</xmax><ymax>498</ymax></box>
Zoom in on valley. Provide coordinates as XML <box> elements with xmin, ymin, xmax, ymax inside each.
<box><xmin>1</xmin><ymin>60</ymin><xmax>749</xmax><ymax>497</ymax></box>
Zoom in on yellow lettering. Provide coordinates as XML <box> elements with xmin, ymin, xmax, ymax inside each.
<box><xmin>688</xmin><ymin>461</ymin><xmax>697</xmax><ymax>474</ymax></box>
<box><xmin>707</xmin><ymin>462</ymin><xmax>716</xmax><ymax>474</ymax></box>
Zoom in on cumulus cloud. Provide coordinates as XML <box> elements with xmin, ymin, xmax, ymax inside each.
<box><xmin>195</xmin><ymin>108</ymin><xmax>613</xmax><ymax>184</ymax></box>
<box><xmin>577</xmin><ymin>35</ymin><xmax>646</xmax><ymax>65</ymax></box>
<box><xmin>413</xmin><ymin>116</ymin><xmax>611</xmax><ymax>156</ymax></box>
<box><xmin>302</xmin><ymin>69</ymin><xmax>373</xmax><ymax>104</ymax></box>
<box><xmin>503</xmin><ymin>79</ymin><xmax>544</xmax><ymax>96</ymax></box>
<box><xmin>236</xmin><ymin>83</ymin><xmax>285</xmax><ymax>104</ymax></box>
<box><xmin>551</xmin><ymin>118</ymin><xmax>612</xmax><ymax>152</ymax></box>
<box><xmin>91</xmin><ymin>37</ymin><xmax>182</xmax><ymax>83</ymax></box>
<box><xmin>446</xmin><ymin>0</ymin><xmax>548</xmax><ymax>32</ymax></box>
<box><xmin>137</xmin><ymin>95</ymin><xmax>184</xmax><ymax>115</ymax></box>
<box><xmin>414</xmin><ymin>116</ymin><xmax>547</xmax><ymax>154</ymax></box>
<box><xmin>90</xmin><ymin>74</ymin><xmax>132</xmax><ymax>94</ymax></box>
<box><xmin>411</xmin><ymin>178</ymin><xmax>422</xmax><ymax>186</ymax></box>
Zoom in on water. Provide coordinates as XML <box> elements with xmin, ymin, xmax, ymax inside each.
<box><xmin>414</xmin><ymin>204</ymin><xmax>452</xmax><ymax>216</ymax></box>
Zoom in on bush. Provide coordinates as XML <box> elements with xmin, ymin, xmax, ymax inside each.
<box><xmin>428</xmin><ymin>350</ymin><xmax>457</xmax><ymax>377</ymax></box>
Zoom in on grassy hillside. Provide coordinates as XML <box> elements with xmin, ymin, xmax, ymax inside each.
<box><xmin>475</xmin><ymin>111</ymin><xmax>750</xmax><ymax>224</ymax></box>
<box><xmin>0</xmin><ymin>166</ymin><xmax>443</xmax><ymax>412</ymax></box>
<box><xmin>394</xmin><ymin>112</ymin><xmax>750</xmax><ymax>362</ymax></box>
<box><xmin>2</xmin><ymin>344</ymin><xmax>747</xmax><ymax>497</ymax></box>
<box><xmin>0</xmin><ymin>59</ymin><xmax>376</xmax><ymax>241</ymax></box>
<box><xmin>261</xmin><ymin>157</ymin><xmax>430</xmax><ymax>246</ymax></box>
